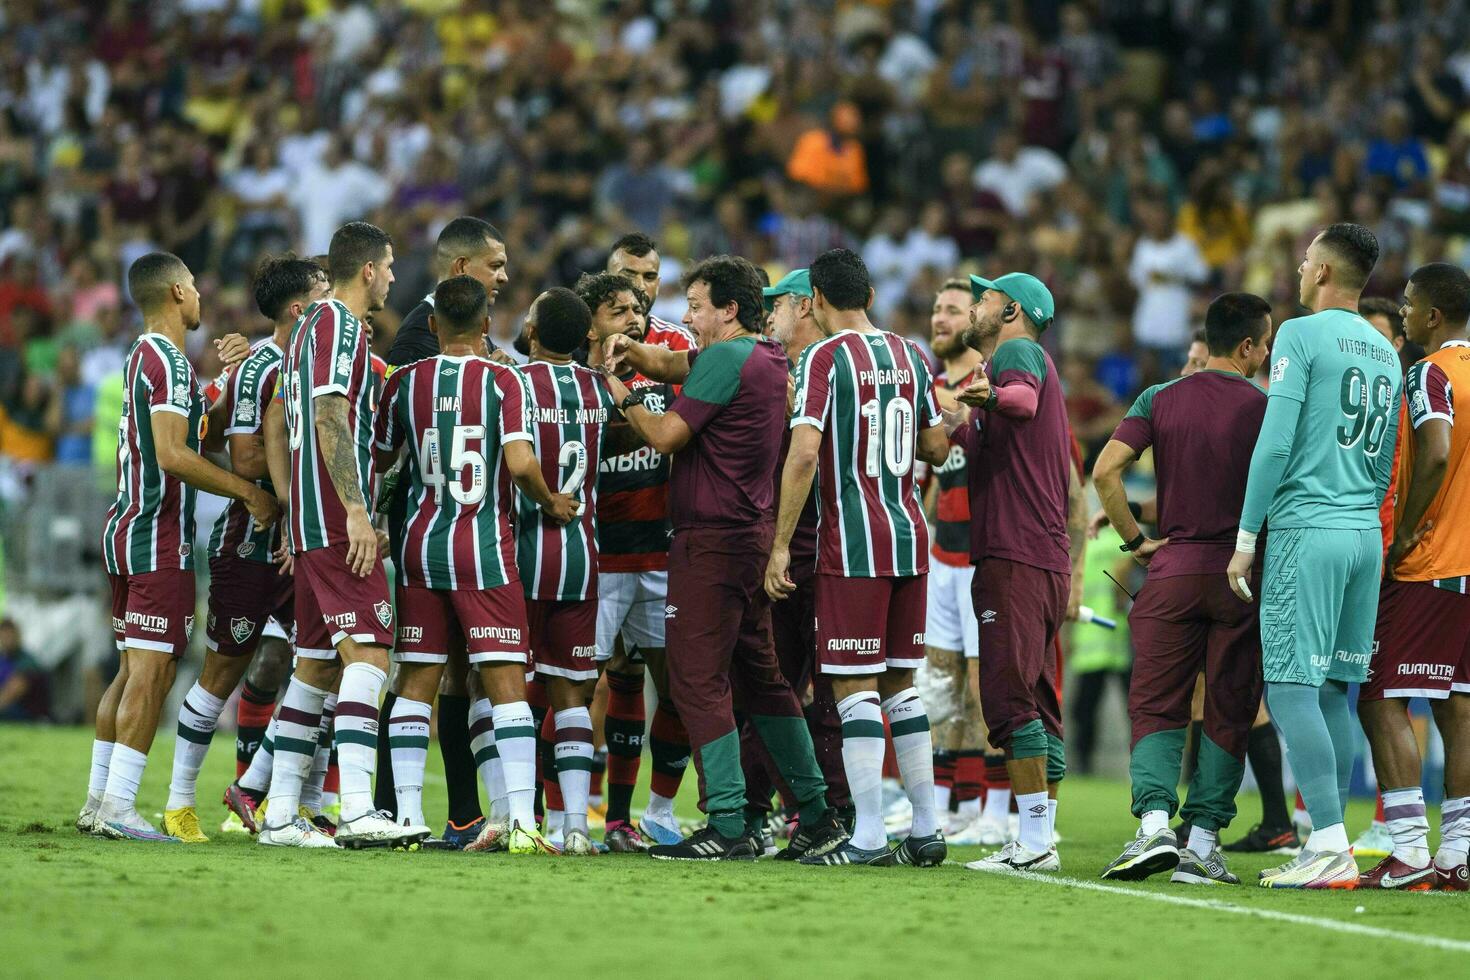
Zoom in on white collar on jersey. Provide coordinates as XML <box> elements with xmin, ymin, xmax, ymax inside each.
<box><xmin>422</xmin><ymin>291</ymin><xmax>435</xmax><ymax>307</ymax></box>
<box><xmin>1441</xmin><ymin>339</ymin><xmax>1470</xmax><ymax>349</ymax></box>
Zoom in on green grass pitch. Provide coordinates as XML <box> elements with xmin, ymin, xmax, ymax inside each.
<box><xmin>1</xmin><ymin>724</ymin><xmax>1466</xmax><ymax>978</ymax></box>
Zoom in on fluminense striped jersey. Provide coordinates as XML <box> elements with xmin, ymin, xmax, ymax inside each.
<box><xmin>208</xmin><ymin>338</ymin><xmax>284</xmax><ymax>564</ymax></box>
<box><xmin>514</xmin><ymin>360</ymin><xmax>616</xmax><ymax>601</ymax></box>
<box><xmin>792</xmin><ymin>329</ymin><xmax>942</xmax><ymax>578</ymax></box>
<box><xmin>374</xmin><ymin>355</ymin><xmax>531</xmax><ymax>590</ymax></box>
<box><xmin>102</xmin><ymin>333</ymin><xmax>205</xmax><ymax>575</ymax></box>
<box><xmin>283</xmin><ymin>298</ymin><xmax>379</xmax><ymax>552</ymax></box>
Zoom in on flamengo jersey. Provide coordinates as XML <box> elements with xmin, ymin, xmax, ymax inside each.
<box><xmin>283</xmin><ymin>298</ymin><xmax>378</xmax><ymax>552</ymax></box>
<box><xmin>1393</xmin><ymin>340</ymin><xmax>1470</xmax><ymax>588</ymax></box>
<box><xmin>208</xmin><ymin>338</ymin><xmax>283</xmax><ymax>564</ymax></box>
<box><xmin>515</xmin><ymin>360</ymin><xmax>616</xmax><ymax>600</ymax></box>
<box><xmin>647</xmin><ymin>315</ymin><xmax>696</xmax><ymax>352</ymax></box>
<box><xmin>376</xmin><ymin>354</ymin><xmax>530</xmax><ymax>590</ymax></box>
<box><xmin>597</xmin><ymin>372</ymin><xmax>676</xmax><ymax>572</ymax></box>
<box><xmin>793</xmin><ymin>328</ymin><xmax>942</xmax><ymax>577</ymax></box>
<box><xmin>102</xmin><ymin>333</ymin><xmax>205</xmax><ymax>575</ymax></box>
<box><xmin>931</xmin><ymin>367</ymin><xmax>978</xmax><ymax>567</ymax></box>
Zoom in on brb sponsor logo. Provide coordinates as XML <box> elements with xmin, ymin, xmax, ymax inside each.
<box><xmin>469</xmin><ymin>626</ymin><xmax>523</xmax><ymax>644</ymax></box>
<box><xmin>126</xmin><ymin>611</ymin><xmax>169</xmax><ymax>635</ymax></box>
<box><xmin>601</xmin><ymin>445</ymin><xmax>663</xmax><ymax>472</ymax></box>
<box><xmin>934</xmin><ymin>445</ymin><xmax>966</xmax><ymax>474</ymax></box>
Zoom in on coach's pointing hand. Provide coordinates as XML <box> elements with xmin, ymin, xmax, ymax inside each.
<box><xmin>764</xmin><ymin>546</ymin><xmax>796</xmax><ymax>601</ymax></box>
<box><xmin>956</xmin><ymin>375</ymin><xmax>992</xmax><ymax>409</ymax></box>
<box><xmin>604</xmin><ymin>333</ymin><xmax>633</xmax><ymax>374</ymax></box>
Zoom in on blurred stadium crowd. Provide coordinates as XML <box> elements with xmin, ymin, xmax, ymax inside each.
<box><xmin>0</xmin><ymin>0</ymin><xmax>1467</xmax><ymax>722</ymax></box>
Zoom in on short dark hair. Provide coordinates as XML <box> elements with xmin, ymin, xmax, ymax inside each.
<box><xmin>432</xmin><ymin>275</ymin><xmax>488</xmax><ymax>338</ymax></box>
<box><xmin>435</xmin><ymin>216</ymin><xmax>503</xmax><ymax>268</ymax></box>
<box><xmin>327</xmin><ymin>221</ymin><xmax>393</xmax><ymax>285</ymax></box>
<box><xmin>1408</xmin><ymin>261</ymin><xmax>1470</xmax><ymax>327</ymax></box>
<box><xmin>1203</xmin><ymin>292</ymin><xmax>1272</xmax><ymax>355</ymax></box>
<box><xmin>809</xmin><ymin>248</ymin><xmax>872</xmax><ymax>311</ymax></box>
<box><xmin>1316</xmin><ymin>222</ymin><xmax>1379</xmax><ymax>290</ymax></box>
<box><xmin>609</xmin><ymin>232</ymin><xmax>657</xmax><ymax>259</ymax></box>
<box><xmin>253</xmin><ymin>254</ymin><xmax>326</xmax><ymax>321</ymax></box>
<box><xmin>1358</xmin><ymin>296</ymin><xmax>1405</xmax><ymax>338</ymax></box>
<box><xmin>1191</xmin><ymin>328</ymin><xmax>1208</xmax><ymax>346</ymax></box>
<box><xmin>127</xmin><ymin>252</ymin><xmax>190</xmax><ymax>312</ymax></box>
<box><xmin>682</xmin><ymin>255</ymin><xmax>765</xmax><ymax>332</ymax></box>
<box><xmin>940</xmin><ymin>278</ymin><xmax>970</xmax><ymax>295</ymax></box>
<box><xmin>533</xmin><ymin>287</ymin><xmax>592</xmax><ymax>355</ymax></box>
<box><xmin>574</xmin><ymin>272</ymin><xmax>638</xmax><ymax>317</ymax></box>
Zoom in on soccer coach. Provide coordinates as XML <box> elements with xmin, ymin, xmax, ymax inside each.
<box><xmin>602</xmin><ymin>255</ymin><xmax>846</xmax><ymax>861</ymax></box>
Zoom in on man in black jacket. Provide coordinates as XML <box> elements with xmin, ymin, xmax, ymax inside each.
<box><xmin>385</xmin><ymin>216</ymin><xmax>512</xmax><ymax>367</ymax></box>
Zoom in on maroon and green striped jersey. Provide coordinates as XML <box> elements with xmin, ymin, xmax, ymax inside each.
<box><xmin>282</xmin><ymin>298</ymin><xmax>378</xmax><ymax>553</ymax></box>
<box><xmin>596</xmin><ymin>371</ymin><xmax>675</xmax><ymax>572</ymax></box>
<box><xmin>102</xmin><ymin>334</ymin><xmax>205</xmax><ymax>575</ymax></box>
<box><xmin>374</xmin><ymin>354</ymin><xmax>531</xmax><ymax>590</ymax></box>
<box><xmin>208</xmin><ymin>338</ymin><xmax>284</xmax><ymax>564</ymax></box>
<box><xmin>514</xmin><ymin>360</ymin><xmax>615</xmax><ymax>601</ymax></box>
<box><xmin>792</xmin><ymin>328</ymin><xmax>942</xmax><ymax>578</ymax></box>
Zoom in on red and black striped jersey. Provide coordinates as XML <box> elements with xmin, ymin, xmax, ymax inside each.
<box><xmin>931</xmin><ymin>367</ymin><xmax>978</xmax><ymax>568</ymax></box>
<box><xmin>596</xmin><ymin>372</ymin><xmax>675</xmax><ymax>572</ymax></box>
<box><xmin>514</xmin><ymin>360</ymin><xmax>616</xmax><ymax>601</ymax></box>
<box><xmin>102</xmin><ymin>334</ymin><xmax>205</xmax><ymax>575</ymax></box>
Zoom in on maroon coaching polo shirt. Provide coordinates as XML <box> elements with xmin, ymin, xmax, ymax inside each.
<box><xmin>666</xmin><ymin>333</ymin><xmax>788</xmax><ymax>529</ymax></box>
<box><xmin>960</xmin><ymin>337</ymin><xmax>1071</xmax><ymax>574</ymax></box>
<box><xmin>1111</xmin><ymin>369</ymin><xmax>1267</xmax><ymax>577</ymax></box>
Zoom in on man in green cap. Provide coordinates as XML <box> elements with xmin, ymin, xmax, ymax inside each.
<box><xmin>953</xmin><ymin>272</ymin><xmax>1074</xmax><ymax>872</ymax></box>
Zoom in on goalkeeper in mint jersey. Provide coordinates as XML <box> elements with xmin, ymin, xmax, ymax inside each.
<box><xmin>1227</xmin><ymin>223</ymin><xmax>1401</xmax><ymax>890</ymax></box>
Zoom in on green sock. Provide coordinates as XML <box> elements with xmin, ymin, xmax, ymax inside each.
<box><xmin>1317</xmin><ymin>680</ymin><xmax>1355</xmax><ymax>810</ymax></box>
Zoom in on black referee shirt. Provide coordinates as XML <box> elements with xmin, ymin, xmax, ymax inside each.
<box><xmin>385</xmin><ymin>292</ymin><xmax>502</xmax><ymax>367</ymax></box>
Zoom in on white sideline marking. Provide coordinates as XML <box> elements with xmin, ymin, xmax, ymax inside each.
<box><xmin>961</xmin><ymin>864</ymin><xmax>1470</xmax><ymax>953</ymax></box>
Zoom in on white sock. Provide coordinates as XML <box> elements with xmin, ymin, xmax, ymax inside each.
<box><xmin>1187</xmin><ymin>825</ymin><xmax>1218</xmax><ymax>855</ymax></box>
<box><xmin>553</xmin><ymin>706</ymin><xmax>594</xmax><ymax>835</ymax></box>
<box><xmin>469</xmin><ymin>699</ymin><xmax>503</xmax><ymax>818</ymax></box>
<box><xmin>1047</xmin><ymin>798</ymin><xmax>1057</xmax><ymax>838</ymax></box>
<box><xmin>103</xmin><ymin>744</ymin><xmax>148</xmax><ymax>809</ymax></box>
<box><xmin>1437</xmin><ymin>795</ymin><xmax>1470</xmax><ymax>865</ymax></box>
<box><xmin>1382</xmin><ymin>786</ymin><xmax>1430</xmax><ymax>866</ymax></box>
<box><xmin>334</xmin><ymin>662</ymin><xmax>386</xmax><ymax>822</ymax></box>
<box><xmin>959</xmin><ymin>796</ymin><xmax>980</xmax><ymax>818</ymax></box>
<box><xmin>646</xmin><ymin>791</ymin><xmax>676</xmax><ymax>823</ymax></box>
<box><xmin>265</xmin><ymin>676</ymin><xmax>328</xmax><ymax>824</ymax></box>
<box><xmin>388</xmin><ymin>697</ymin><xmax>432</xmax><ymax>828</ymax></box>
<box><xmin>1016</xmin><ymin>790</ymin><xmax>1051</xmax><ymax>853</ymax></box>
<box><xmin>882</xmin><ymin>687</ymin><xmax>938</xmax><ymax>837</ymax></box>
<box><xmin>934</xmin><ymin>783</ymin><xmax>952</xmax><ymax>814</ymax></box>
<box><xmin>300</xmin><ymin>694</ymin><xmax>336</xmax><ymax>814</ymax></box>
<box><xmin>545</xmin><ymin>809</ymin><xmax>564</xmax><ymax>834</ymax></box>
<box><xmin>1141</xmin><ymin>809</ymin><xmax>1168</xmax><ymax>835</ymax></box>
<box><xmin>492</xmin><ymin>700</ymin><xmax>535</xmax><ymax>828</ymax></box>
<box><xmin>239</xmin><ymin>716</ymin><xmax>276</xmax><ymax>794</ymax></box>
<box><xmin>838</xmin><ymin>690</ymin><xmax>887</xmax><ymax>850</ymax></box>
<box><xmin>167</xmin><ymin>683</ymin><xmax>227</xmax><ymax>809</ymax></box>
<box><xmin>88</xmin><ymin>739</ymin><xmax>114</xmax><ymax>800</ymax></box>
<box><xmin>982</xmin><ymin>785</ymin><xmax>1011</xmax><ymax>828</ymax></box>
<box><xmin>1306</xmin><ymin>821</ymin><xmax>1349</xmax><ymax>853</ymax></box>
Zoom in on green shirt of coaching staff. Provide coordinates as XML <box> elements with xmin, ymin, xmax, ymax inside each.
<box><xmin>601</xmin><ymin>255</ymin><xmax>849</xmax><ymax>862</ymax></box>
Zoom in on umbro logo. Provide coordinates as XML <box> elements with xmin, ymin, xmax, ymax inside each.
<box><xmin>1028</xmin><ymin>804</ymin><xmax>1048</xmax><ymax>816</ymax></box>
<box><xmin>664</xmin><ymin>604</ymin><xmax>678</xmax><ymax>619</ymax></box>
<box><xmin>980</xmin><ymin>609</ymin><xmax>997</xmax><ymax>624</ymax></box>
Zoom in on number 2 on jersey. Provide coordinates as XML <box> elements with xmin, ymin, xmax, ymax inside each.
<box><xmin>860</xmin><ymin>398</ymin><xmax>915</xmax><ymax>477</ymax></box>
<box><xmin>558</xmin><ymin>440</ymin><xmax>588</xmax><ymax>495</ymax></box>
<box><xmin>1337</xmin><ymin>367</ymin><xmax>1392</xmax><ymax>455</ymax></box>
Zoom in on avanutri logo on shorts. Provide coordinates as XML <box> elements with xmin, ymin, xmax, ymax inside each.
<box><xmin>328</xmin><ymin>612</ymin><xmax>358</xmax><ymax>629</ymax></box>
<box><xmin>827</xmin><ymin>638</ymin><xmax>881</xmax><ymax>653</ymax></box>
<box><xmin>401</xmin><ymin>626</ymin><xmax>424</xmax><ymax>642</ymax></box>
<box><xmin>1398</xmin><ymin>663</ymin><xmax>1454</xmax><ymax>679</ymax></box>
<box><xmin>126</xmin><ymin>611</ymin><xmax>168</xmax><ymax>634</ymax></box>
<box><xmin>572</xmin><ymin>645</ymin><xmax>597</xmax><ymax>659</ymax></box>
<box><xmin>469</xmin><ymin>626</ymin><xmax>522</xmax><ymax>642</ymax></box>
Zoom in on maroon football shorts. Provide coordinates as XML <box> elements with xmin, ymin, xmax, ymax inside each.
<box><xmin>527</xmin><ymin>598</ymin><xmax>599</xmax><ymax>682</ymax></box>
<box><xmin>396</xmin><ymin>582</ymin><xmax>530</xmax><ymax>666</ymax></box>
<box><xmin>814</xmin><ymin>573</ymin><xmax>927</xmax><ymax>675</ymax></box>
<box><xmin>205</xmin><ymin>555</ymin><xmax>294</xmax><ymax>657</ymax></box>
<box><xmin>1362</xmin><ymin>578</ymin><xmax>1470</xmax><ymax>701</ymax></box>
<box><xmin>108</xmin><ymin>568</ymin><xmax>196</xmax><ymax>658</ymax></box>
<box><xmin>293</xmin><ymin>542</ymin><xmax>394</xmax><ymax>658</ymax></box>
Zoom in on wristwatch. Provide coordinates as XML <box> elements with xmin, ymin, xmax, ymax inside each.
<box><xmin>620</xmin><ymin>389</ymin><xmax>649</xmax><ymax>411</ymax></box>
<box><xmin>1121</xmin><ymin>532</ymin><xmax>1145</xmax><ymax>552</ymax></box>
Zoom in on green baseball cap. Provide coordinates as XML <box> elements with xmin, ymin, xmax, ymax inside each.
<box><xmin>969</xmin><ymin>273</ymin><xmax>1055</xmax><ymax>331</ymax></box>
<box><xmin>763</xmin><ymin>268</ymin><xmax>812</xmax><ymax>312</ymax></box>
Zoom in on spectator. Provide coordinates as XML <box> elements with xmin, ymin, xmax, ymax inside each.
<box><xmin>59</xmin><ymin>255</ymin><xmax>120</xmax><ymax>326</ymax></box>
<box><xmin>223</xmin><ymin>142</ymin><xmax>294</xmax><ymax>275</ymax></box>
<box><xmin>1177</xmin><ymin>163</ymin><xmax>1252</xmax><ymax>276</ymax></box>
<box><xmin>786</xmin><ymin>101</ymin><xmax>869</xmax><ymax>199</ymax></box>
<box><xmin>596</xmin><ymin>136</ymin><xmax>683</xmax><ymax>234</ymax></box>
<box><xmin>1127</xmin><ymin>192</ymin><xmax>1208</xmax><ymax>363</ymax></box>
<box><xmin>46</xmin><ymin>346</ymin><xmax>93</xmax><ymax>466</ymax></box>
<box><xmin>291</xmin><ymin>136</ymin><xmax>392</xmax><ymax>254</ymax></box>
<box><xmin>972</xmin><ymin>129</ymin><xmax>1068</xmax><ymax>217</ymax></box>
<box><xmin>1364</xmin><ymin>101</ymin><xmax>1430</xmax><ymax>194</ymax></box>
<box><xmin>0</xmin><ymin>618</ymin><xmax>46</xmax><ymax>721</ymax></box>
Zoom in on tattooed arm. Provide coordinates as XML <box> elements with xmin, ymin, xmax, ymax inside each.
<box><xmin>313</xmin><ymin>394</ymin><xmax>376</xmax><ymax>577</ymax></box>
